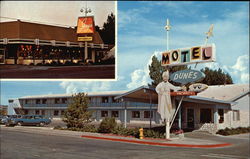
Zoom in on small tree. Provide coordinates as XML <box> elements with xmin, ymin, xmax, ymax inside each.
<box><xmin>98</xmin><ymin>117</ymin><xmax>117</xmax><ymax>133</ymax></box>
<box><xmin>63</xmin><ymin>93</ymin><xmax>93</xmax><ymax>128</ymax></box>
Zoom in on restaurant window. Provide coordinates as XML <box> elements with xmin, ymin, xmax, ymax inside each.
<box><xmin>62</xmin><ymin>98</ymin><xmax>67</xmax><ymax>104</ymax></box>
<box><xmin>233</xmin><ymin>110</ymin><xmax>240</xmax><ymax>121</ymax></box>
<box><xmin>36</xmin><ymin>99</ymin><xmax>40</xmax><ymax>104</ymax></box>
<box><xmin>102</xmin><ymin>97</ymin><xmax>109</xmax><ymax>103</ymax></box>
<box><xmin>218</xmin><ymin>109</ymin><xmax>224</xmax><ymax>123</ymax></box>
<box><xmin>42</xmin><ymin>99</ymin><xmax>47</xmax><ymax>104</ymax></box>
<box><xmin>35</xmin><ymin>110</ymin><xmax>40</xmax><ymax>115</ymax></box>
<box><xmin>200</xmin><ymin>109</ymin><xmax>212</xmax><ymax>123</ymax></box>
<box><xmin>132</xmin><ymin>111</ymin><xmax>140</xmax><ymax>118</ymax></box>
<box><xmin>101</xmin><ymin>111</ymin><xmax>108</xmax><ymax>117</ymax></box>
<box><xmin>144</xmin><ymin>111</ymin><xmax>153</xmax><ymax>118</ymax></box>
<box><xmin>19</xmin><ymin>45</ymin><xmax>34</xmax><ymax>59</ymax></box>
<box><xmin>55</xmin><ymin>98</ymin><xmax>60</xmax><ymax>104</ymax></box>
<box><xmin>54</xmin><ymin>110</ymin><xmax>59</xmax><ymax>116</ymax></box>
<box><xmin>111</xmin><ymin>111</ymin><xmax>119</xmax><ymax>118</ymax></box>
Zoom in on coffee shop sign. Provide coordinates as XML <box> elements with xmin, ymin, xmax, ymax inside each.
<box><xmin>170</xmin><ymin>69</ymin><xmax>205</xmax><ymax>84</ymax></box>
<box><xmin>161</xmin><ymin>43</ymin><xmax>216</xmax><ymax>66</ymax></box>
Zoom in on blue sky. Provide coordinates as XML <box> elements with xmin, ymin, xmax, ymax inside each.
<box><xmin>1</xmin><ymin>1</ymin><xmax>249</xmax><ymax>105</ymax></box>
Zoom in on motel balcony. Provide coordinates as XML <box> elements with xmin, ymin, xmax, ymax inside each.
<box><xmin>22</xmin><ymin>102</ymin><xmax>158</xmax><ymax>109</ymax></box>
<box><xmin>89</xmin><ymin>102</ymin><xmax>158</xmax><ymax>109</ymax></box>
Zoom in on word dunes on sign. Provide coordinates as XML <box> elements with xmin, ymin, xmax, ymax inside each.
<box><xmin>170</xmin><ymin>69</ymin><xmax>205</xmax><ymax>84</ymax></box>
<box><xmin>189</xmin><ymin>83</ymin><xmax>208</xmax><ymax>93</ymax></box>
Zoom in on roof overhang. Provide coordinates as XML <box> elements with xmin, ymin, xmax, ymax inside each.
<box><xmin>115</xmin><ymin>85</ymin><xmax>158</xmax><ymax>103</ymax></box>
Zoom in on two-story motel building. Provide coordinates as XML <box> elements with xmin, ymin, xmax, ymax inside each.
<box><xmin>8</xmin><ymin>84</ymin><xmax>249</xmax><ymax>133</ymax></box>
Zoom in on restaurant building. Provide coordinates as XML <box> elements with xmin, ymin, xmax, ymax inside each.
<box><xmin>0</xmin><ymin>20</ymin><xmax>111</xmax><ymax>65</ymax></box>
<box><xmin>8</xmin><ymin>84</ymin><xmax>249</xmax><ymax>133</ymax></box>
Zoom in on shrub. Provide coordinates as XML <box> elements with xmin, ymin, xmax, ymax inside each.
<box><xmin>36</xmin><ymin>63</ymin><xmax>43</xmax><ymax>66</ymax></box>
<box><xmin>54</xmin><ymin>125</ymin><xmax>62</xmax><ymax>130</ymax></box>
<box><xmin>98</xmin><ymin>117</ymin><xmax>117</xmax><ymax>133</ymax></box>
<box><xmin>144</xmin><ymin>129</ymin><xmax>165</xmax><ymax>139</ymax></box>
<box><xmin>216</xmin><ymin>126</ymin><xmax>250</xmax><ymax>136</ymax></box>
<box><xmin>82</xmin><ymin>124</ymin><xmax>98</xmax><ymax>133</ymax></box>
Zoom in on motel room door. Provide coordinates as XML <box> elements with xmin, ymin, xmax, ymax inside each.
<box><xmin>0</xmin><ymin>49</ymin><xmax>5</xmax><ymax>64</ymax></box>
<box><xmin>187</xmin><ymin>108</ymin><xmax>194</xmax><ymax>129</ymax></box>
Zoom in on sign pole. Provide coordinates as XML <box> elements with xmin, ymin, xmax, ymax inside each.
<box><xmin>165</xmin><ymin>19</ymin><xmax>171</xmax><ymax>51</ymax></box>
<box><xmin>165</xmin><ymin>19</ymin><xmax>171</xmax><ymax>139</ymax></box>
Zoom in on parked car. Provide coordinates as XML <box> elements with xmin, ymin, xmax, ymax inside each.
<box><xmin>10</xmin><ymin>115</ymin><xmax>51</xmax><ymax>127</ymax></box>
<box><xmin>0</xmin><ymin>115</ymin><xmax>6</xmax><ymax>124</ymax></box>
<box><xmin>4</xmin><ymin>115</ymin><xmax>23</xmax><ymax>126</ymax></box>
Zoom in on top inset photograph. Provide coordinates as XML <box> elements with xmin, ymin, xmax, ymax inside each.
<box><xmin>0</xmin><ymin>1</ymin><xmax>116</xmax><ymax>79</ymax></box>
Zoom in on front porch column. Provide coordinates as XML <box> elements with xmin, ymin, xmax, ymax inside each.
<box><xmin>91</xmin><ymin>50</ymin><xmax>95</xmax><ymax>63</ymax></box>
<box><xmin>178</xmin><ymin>108</ymin><xmax>182</xmax><ymax>129</ymax></box>
<box><xmin>214</xmin><ymin>107</ymin><xmax>219</xmax><ymax>124</ymax></box>
<box><xmin>124</xmin><ymin>101</ymin><xmax>127</xmax><ymax>128</ymax></box>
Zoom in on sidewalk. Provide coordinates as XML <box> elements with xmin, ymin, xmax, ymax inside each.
<box><xmin>1</xmin><ymin>125</ymin><xmax>232</xmax><ymax>148</ymax></box>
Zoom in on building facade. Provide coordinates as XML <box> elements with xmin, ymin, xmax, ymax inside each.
<box><xmin>8</xmin><ymin>84</ymin><xmax>249</xmax><ymax>133</ymax></box>
<box><xmin>0</xmin><ymin>20</ymin><xmax>112</xmax><ymax>65</ymax></box>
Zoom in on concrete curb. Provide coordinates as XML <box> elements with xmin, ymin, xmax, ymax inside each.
<box><xmin>81</xmin><ymin>135</ymin><xmax>232</xmax><ymax>148</ymax></box>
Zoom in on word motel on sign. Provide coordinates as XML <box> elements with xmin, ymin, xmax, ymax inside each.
<box><xmin>161</xmin><ymin>44</ymin><xmax>216</xmax><ymax>66</ymax></box>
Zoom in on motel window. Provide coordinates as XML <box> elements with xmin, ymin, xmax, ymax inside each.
<box><xmin>218</xmin><ymin>109</ymin><xmax>224</xmax><ymax>123</ymax></box>
<box><xmin>35</xmin><ymin>110</ymin><xmax>40</xmax><ymax>115</ymax></box>
<box><xmin>111</xmin><ymin>111</ymin><xmax>119</xmax><ymax>118</ymax></box>
<box><xmin>25</xmin><ymin>100</ymin><xmax>28</xmax><ymax>104</ymax></box>
<box><xmin>24</xmin><ymin>110</ymin><xmax>29</xmax><ymax>115</ymax></box>
<box><xmin>144</xmin><ymin>111</ymin><xmax>153</xmax><ymax>119</ymax></box>
<box><xmin>61</xmin><ymin>110</ymin><xmax>65</xmax><ymax>116</ymax></box>
<box><xmin>102</xmin><ymin>97</ymin><xmax>109</xmax><ymax>103</ymax></box>
<box><xmin>42</xmin><ymin>99</ymin><xmax>47</xmax><ymax>104</ymax></box>
<box><xmin>200</xmin><ymin>109</ymin><xmax>212</xmax><ymax>123</ymax></box>
<box><xmin>111</xmin><ymin>97</ymin><xmax>118</xmax><ymax>103</ymax></box>
<box><xmin>101</xmin><ymin>111</ymin><xmax>108</xmax><ymax>117</ymax></box>
<box><xmin>55</xmin><ymin>98</ymin><xmax>60</xmax><ymax>104</ymax></box>
<box><xmin>62</xmin><ymin>98</ymin><xmax>67</xmax><ymax>104</ymax></box>
<box><xmin>41</xmin><ymin>110</ymin><xmax>45</xmax><ymax>115</ymax></box>
<box><xmin>132</xmin><ymin>111</ymin><xmax>140</xmax><ymax>118</ymax></box>
<box><xmin>233</xmin><ymin>110</ymin><xmax>240</xmax><ymax>121</ymax></box>
<box><xmin>54</xmin><ymin>110</ymin><xmax>59</xmax><ymax>116</ymax></box>
<box><xmin>36</xmin><ymin>99</ymin><xmax>41</xmax><ymax>104</ymax></box>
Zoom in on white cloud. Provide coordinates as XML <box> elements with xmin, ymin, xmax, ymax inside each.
<box><xmin>225</xmin><ymin>55</ymin><xmax>249</xmax><ymax>84</ymax></box>
<box><xmin>203</xmin><ymin>55</ymin><xmax>249</xmax><ymax>84</ymax></box>
<box><xmin>126</xmin><ymin>51</ymin><xmax>162</xmax><ymax>89</ymax></box>
<box><xmin>59</xmin><ymin>76</ymin><xmax>128</xmax><ymax>94</ymax></box>
<box><xmin>60</xmin><ymin>81</ymin><xmax>111</xmax><ymax>94</ymax></box>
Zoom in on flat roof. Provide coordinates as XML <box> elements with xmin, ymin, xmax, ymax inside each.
<box><xmin>19</xmin><ymin>90</ymin><xmax>128</xmax><ymax>99</ymax></box>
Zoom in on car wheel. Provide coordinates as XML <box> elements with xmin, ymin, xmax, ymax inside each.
<box><xmin>39</xmin><ymin>122</ymin><xmax>45</xmax><ymax>127</ymax></box>
<box><xmin>17</xmin><ymin>122</ymin><xmax>23</xmax><ymax>126</ymax></box>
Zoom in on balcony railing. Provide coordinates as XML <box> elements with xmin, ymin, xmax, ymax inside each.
<box><xmin>22</xmin><ymin>102</ymin><xmax>158</xmax><ymax>109</ymax></box>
